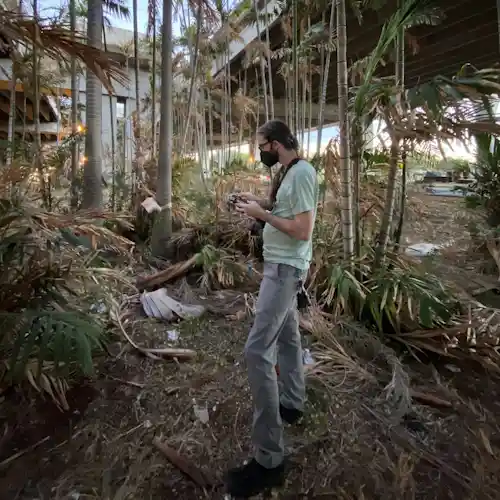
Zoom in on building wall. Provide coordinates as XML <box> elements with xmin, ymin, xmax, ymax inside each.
<box><xmin>0</xmin><ymin>57</ymin><xmax>152</xmax><ymax>176</ymax></box>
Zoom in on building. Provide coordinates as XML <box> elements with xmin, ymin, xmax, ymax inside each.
<box><xmin>0</xmin><ymin>24</ymin><xmax>152</xmax><ymax>177</ymax></box>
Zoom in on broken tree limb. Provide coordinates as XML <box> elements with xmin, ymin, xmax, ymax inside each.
<box><xmin>0</xmin><ymin>436</ymin><xmax>50</xmax><ymax>469</ymax></box>
<box><xmin>111</xmin><ymin>300</ymin><xmax>197</xmax><ymax>361</ymax></box>
<box><xmin>137</xmin><ymin>254</ymin><xmax>199</xmax><ymax>290</ymax></box>
<box><xmin>145</xmin><ymin>347</ymin><xmax>197</xmax><ymax>361</ymax></box>
<box><xmin>152</xmin><ymin>437</ymin><xmax>218</xmax><ymax>488</ymax></box>
<box><xmin>410</xmin><ymin>389</ymin><xmax>453</xmax><ymax>408</ymax></box>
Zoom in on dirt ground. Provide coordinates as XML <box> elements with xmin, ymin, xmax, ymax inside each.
<box><xmin>1</xmin><ymin>194</ymin><xmax>500</xmax><ymax>500</ymax></box>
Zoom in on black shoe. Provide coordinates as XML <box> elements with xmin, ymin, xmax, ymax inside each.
<box><xmin>226</xmin><ymin>458</ymin><xmax>285</xmax><ymax>498</ymax></box>
<box><xmin>280</xmin><ymin>404</ymin><xmax>303</xmax><ymax>425</ymax></box>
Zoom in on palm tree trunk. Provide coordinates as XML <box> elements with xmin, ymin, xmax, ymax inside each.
<box><xmin>264</xmin><ymin>0</ymin><xmax>274</xmax><ymax>119</ymax></box>
<box><xmin>336</xmin><ymin>0</ymin><xmax>353</xmax><ymax>261</ymax></box>
<box><xmin>393</xmin><ymin>15</ymin><xmax>406</xmax><ymax>251</ymax></box>
<box><xmin>351</xmin><ymin>120</ymin><xmax>362</xmax><ymax>259</ymax></box>
<box><xmin>151</xmin><ymin>0</ymin><xmax>173</xmax><ymax>254</ymax></box>
<box><xmin>316</xmin><ymin>3</ymin><xmax>335</xmax><ymax>155</ymax></box>
<box><xmin>151</xmin><ymin>15</ymin><xmax>157</xmax><ymax>156</ymax></box>
<box><xmin>7</xmin><ymin>57</ymin><xmax>16</xmax><ymax>166</ymax></box>
<box><xmin>181</xmin><ymin>2</ymin><xmax>203</xmax><ymax>154</ymax></box>
<box><xmin>207</xmin><ymin>88</ymin><xmax>214</xmax><ymax>164</ymax></box>
<box><xmin>292</xmin><ymin>0</ymin><xmax>299</xmax><ymax>136</ymax></box>
<box><xmin>253</xmin><ymin>0</ymin><xmax>269</xmax><ymax>121</ymax></box>
<box><xmin>82</xmin><ymin>0</ymin><xmax>103</xmax><ymax>209</ymax></box>
<box><xmin>70</xmin><ymin>0</ymin><xmax>79</xmax><ymax>209</ymax></box>
<box><xmin>133</xmin><ymin>0</ymin><xmax>141</xmax><ymax>189</ymax></box>
<box><xmin>306</xmin><ymin>16</ymin><xmax>312</xmax><ymax>156</ymax></box>
<box><xmin>393</xmin><ymin>148</ymin><xmax>407</xmax><ymax>249</ymax></box>
<box><xmin>307</xmin><ymin>61</ymin><xmax>312</xmax><ymax>156</ymax></box>
<box><xmin>32</xmin><ymin>0</ymin><xmax>48</xmax><ymax>207</ymax></box>
<box><xmin>103</xmin><ymin>23</ymin><xmax>116</xmax><ymax>210</ymax></box>
<box><xmin>375</xmin><ymin>118</ymin><xmax>400</xmax><ymax>266</ymax></box>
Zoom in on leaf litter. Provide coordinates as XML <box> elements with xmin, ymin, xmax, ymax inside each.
<box><xmin>0</xmin><ymin>194</ymin><xmax>500</xmax><ymax>499</ymax></box>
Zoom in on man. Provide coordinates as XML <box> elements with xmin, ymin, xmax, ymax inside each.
<box><xmin>227</xmin><ymin>120</ymin><xmax>319</xmax><ymax>497</ymax></box>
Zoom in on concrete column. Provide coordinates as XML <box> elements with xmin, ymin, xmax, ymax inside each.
<box><xmin>101</xmin><ymin>93</ymin><xmax>117</xmax><ymax>177</ymax></box>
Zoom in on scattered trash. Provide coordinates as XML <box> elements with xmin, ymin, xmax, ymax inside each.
<box><xmin>140</xmin><ymin>289</ymin><xmax>206</xmax><ymax>321</ymax></box>
<box><xmin>141</xmin><ymin>196</ymin><xmax>162</xmax><ymax>213</ymax></box>
<box><xmin>192</xmin><ymin>399</ymin><xmax>209</xmax><ymax>424</ymax></box>
<box><xmin>405</xmin><ymin>243</ymin><xmax>442</xmax><ymax>258</ymax></box>
<box><xmin>302</xmin><ymin>348</ymin><xmax>314</xmax><ymax>365</ymax></box>
<box><xmin>425</xmin><ymin>186</ymin><xmax>467</xmax><ymax>197</ymax></box>
<box><xmin>167</xmin><ymin>329</ymin><xmax>179</xmax><ymax>342</ymax></box>
<box><xmin>90</xmin><ymin>300</ymin><xmax>107</xmax><ymax>314</ymax></box>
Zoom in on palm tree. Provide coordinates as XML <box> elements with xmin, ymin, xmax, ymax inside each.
<box><xmin>132</xmin><ymin>0</ymin><xmax>142</xmax><ymax>192</ymax></box>
<box><xmin>151</xmin><ymin>0</ymin><xmax>173</xmax><ymax>254</ymax></box>
<box><xmin>147</xmin><ymin>0</ymin><xmax>158</xmax><ymax>156</ymax></box>
<box><xmin>316</xmin><ymin>2</ymin><xmax>335</xmax><ymax>155</ymax></box>
<box><xmin>336</xmin><ymin>0</ymin><xmax>353</xmax><ymax>261</ymax></box>
<box><xmin>81</xmin><ymin>0</ymin><xmax>103</xmax><ymax>209</ymax></box>
<box><xmin>77</xmin><ymin>0</ymin><xmax>130</xmax><ymax>209</ymax></box>
<box><xmin>70</xmin><ymin>0</ymin><xmax>79</xmax><ymax>208</ymax></box>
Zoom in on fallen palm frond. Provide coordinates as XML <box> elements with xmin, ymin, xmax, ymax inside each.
<box><xmin>196</xmin><ymin>244</ymin><xmax>250</xmax><ymax>290</ymax></box>
<box><xmin>392</xmin><ymin>307</ymin><xmax>500</xmax><ymax>372</ymax></box>
<box><xmin>305</xmin><ymin>309</ymin><xmax>376</xmax><ymax>388</ymax></box>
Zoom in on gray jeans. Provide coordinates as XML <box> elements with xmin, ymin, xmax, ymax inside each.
<box><xmin>244</xmin><ymin>262</ymin><xmax>306</xmax><ymax>469</ymax></box>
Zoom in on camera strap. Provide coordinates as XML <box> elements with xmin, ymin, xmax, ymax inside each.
<box><xmin>269</xmin><ymin>157</ymin><xmax>303</xmax><ymax>206</ymax></box>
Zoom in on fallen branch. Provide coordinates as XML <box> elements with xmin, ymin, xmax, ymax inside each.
<box><xmin>137</xmin><ymin>254</ymin><xmax>199</xmax><ymax>290</ymax></box>
<box><xmin>111</xmin><ymin>299</ymin><xmax>197</xmax><ymax>361</ymax></box>
<box><xmin>152</xmin><ymin>437</ymin><xmax>218</xmax><ymax>489</ymax></box>
<box><xmin>410</xmin><ymin>389</ymin><xmax>453</xmax><ymax>408</ymax></box>
<box><xmin>0</xmin><ymin>436</ymin><xmax>50</xmax><ymax>469</ymax></box>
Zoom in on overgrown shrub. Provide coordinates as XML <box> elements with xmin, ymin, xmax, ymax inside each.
<box><xmin>0</xmin><ymin>196</ymin><xmax>132</xmax><ymax>408</ymax></box>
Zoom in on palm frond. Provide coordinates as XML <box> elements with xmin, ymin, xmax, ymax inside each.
<box><xmin>0</xmin><ymin>10</ymin><xmax>127</xmax><ymax>92</ymax></box>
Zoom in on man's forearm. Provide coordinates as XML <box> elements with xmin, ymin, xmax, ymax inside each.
<box><xmin>261</xmin><ymin>211</ymin><xmax>298</xmax><ymax>239</ymax></box>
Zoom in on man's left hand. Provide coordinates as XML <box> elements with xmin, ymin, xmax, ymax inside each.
<box><xmin>236</xmin><ymin>200</ymin><xmax>266</xmax><ymax>220</ymax></box>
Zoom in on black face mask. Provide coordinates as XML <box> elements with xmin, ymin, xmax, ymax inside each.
<box><xmin>260</xmin><ymin>150</ymin><xmax>279</xmax><ymax>168</ymax></box>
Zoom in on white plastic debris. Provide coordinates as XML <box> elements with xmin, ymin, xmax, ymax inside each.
<box><xmin>140</xmin><ymin>289</ymin><xmax>205</xmax><ymax>321</ymax></box>
<box><xmin>167</xmin><ymin>329</ymin><xmax>179</xmax><ymax>342</ymax></box>
<box><xmin>192</xmin><ymin>398</ymin><xmax>209</xmax><ymax>424</ymax></box>
<box><xmin>90</xmin><ymin>300</ymin><xmax>107</xmax><ymax>314</ymax></box>
<box><xmin>141</xmin><ymin>196</ymin><xmax>162</xmax><ymax>213</ymax></box>
<box><xmin>302</xmin><ymin>348</ymin><xmax>314</xmax><ymax>365</ymax></box>
<box><xmin>405</xmin><ymin>243</ymin><xmax>442</xmax><ymax>258</ymax></box>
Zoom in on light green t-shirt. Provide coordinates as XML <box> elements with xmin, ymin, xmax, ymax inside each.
<box><xmin>263</xmin><ymin>159</ymin><xmax>318</xmax><ymax>271</ymax></box>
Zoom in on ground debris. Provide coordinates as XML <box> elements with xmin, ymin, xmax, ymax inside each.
<box><xmin>137</xmin><ymin>254</ymin><xmax>199</xmax><ymax>290</ymax></box>
<box><xmin>153</xmin><ymin>437</ymin><xmax>219</xmax><ymax>489</ymax></box>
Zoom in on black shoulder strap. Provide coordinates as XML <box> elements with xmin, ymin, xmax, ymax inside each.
<box><xmin>270</xmin><ymin>158</ymin><xmax>302</xmax><ymax>204</ymax></box>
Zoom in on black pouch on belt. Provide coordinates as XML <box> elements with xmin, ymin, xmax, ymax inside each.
<box><xmin>297</xmin><ymin>282</ymin><xmax>312</xmax><ymax>311</ymax></box>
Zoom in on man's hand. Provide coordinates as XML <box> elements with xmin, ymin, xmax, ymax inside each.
<box><xmin>236</xmin><ymin>200</ymin><xmax>266</xmax><ymax>220</ymax></box>
<box><xmin>239</xmin><ymin>192</ymin><xmax>272</xmax><ymax>210</ymax></box>
<box><xmin>238</xmin><ymin>192</ymin><xmax>260</xmax><ymax>202</ymax></box>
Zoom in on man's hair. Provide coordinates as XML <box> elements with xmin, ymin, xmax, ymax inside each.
<box><xmin>258</xmin><ymin>120</ymin><xmax>299</xmax><ymax>151</ymax></box>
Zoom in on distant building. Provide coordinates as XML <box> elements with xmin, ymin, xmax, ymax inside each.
<box><xmin>0</xmin><ymin>25</ymin><xmax>152</xmax><ymax>177</ymax></box>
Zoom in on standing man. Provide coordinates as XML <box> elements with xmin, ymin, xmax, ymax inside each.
<box><xmin>227</xmin><ymin>120</ymin><xmax>319</xmax><ymax>497</ymax></box>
